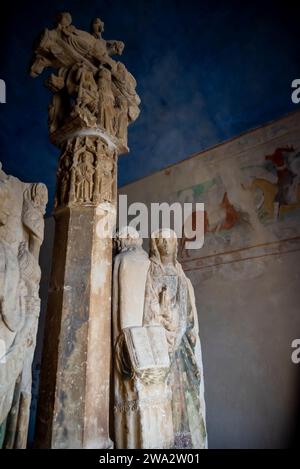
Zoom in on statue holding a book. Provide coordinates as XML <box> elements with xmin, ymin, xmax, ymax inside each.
<box><xmin>112</xmin><ymin>228</ymin><xmax>207</xmax><ymax>449</ymax></box>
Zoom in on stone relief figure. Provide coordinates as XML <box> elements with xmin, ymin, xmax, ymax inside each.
<box><xmin>94</xmin><ymin>156</ymin><xmax>115</xmax><ymax>204</ymax></box>
<box><xmin>143</xmin><ymin>229</ymin><xmax>207</xmax><ymax>449</ymax></box>
<box><xmin>91</xmin><ymin>17</ymin><xmax>125</xmax><ymax>57</ymax></box>
<box><xmin>91</xmin><ymin>17</ymin><xmax>105</xmax><ymax>39</ymax></box>
<box><xmin>97</xmin><ymin>67</ymin><xmax>115</xmax><ymax>134</ymax></box>
<box><xmin>112</xmin><ymin>62</ymin><xmax>140</xmax><ymax>123</ymax></box>
<box><xmin>55</xmin><ymin>145</ymin><xmax>72</xmax><ymax>208</ymax></box>
<box><xmin>53</xmin><ymin>12</ymin><xmax>117</xmax><ymax>71</ymax></box>
<box><xmin>74</xmin><ymin>151</ymin><xmax>95</xmax><ymax>203</ymax></box>
<box><xmin>55</xmin><ymin>136</ymin><xmax>117</xmax><ymax>208</ymax></box>
<box><xmin>0</xmin><ymin>165</ymin><xmax>47</xmax><ymax>448</ymax></box>
<box><xmin>73</xmin><ymin>63</ymin><xmax>99</xmax><ymax>125</ymax></box>
<box><xmin>48</xmin><ymin>93</ymin><xmax>66</xmax><ymax>134</ymax></box>
<box><xmin>114</xmin><ymin>95</ymin><xmax>128</xmax><ymax>147</ymax></box>
<box><xmin>46</xmin><ymin>69</ymin><xmax>69</xmax><ymax>134</ymax></box>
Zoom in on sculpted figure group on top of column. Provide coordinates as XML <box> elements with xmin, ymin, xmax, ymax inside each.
<box><xmin>30</xmin><ymin>13</ymin><xmax>140</xmax><ymax>211</ymax></box>
<box><xmin>30</xmin><ymin>12</ymin><xmax>140</xmax><ymax>149</ymax></box>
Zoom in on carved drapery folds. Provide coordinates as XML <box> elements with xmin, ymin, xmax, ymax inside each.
<box><xmin>0</xmin><ymin>165</ymin><xmax>47</xmax><ymax>448</ymax></box>
<box><xmin>30</xmin><ymin>12</ymin><xmax>140</xmax><ymax>152</ymax></box>
<box><xmin>112</xmin><ymin>229</ymin><xmax>207</xmax><ymax>449</ymax></box>
<box><xmin>54</xmin><ymin>136</ymin><xmax>116</xmax><ymax>209</ymax></box>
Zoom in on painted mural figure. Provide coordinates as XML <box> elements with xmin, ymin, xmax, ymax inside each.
<box><xmin>251</xmin><ymin>145</ymin><xmax>300</xmax><ymax>220</ymax></box>
<box><xmin>265</xmin><ymin>146</ymin><xmax>299</xmax><ymax>218</ymax></box>
<box><xmin>143</xmin><ymin>229</ymin><xmax>207</xmax><ymax>449</ymax></box>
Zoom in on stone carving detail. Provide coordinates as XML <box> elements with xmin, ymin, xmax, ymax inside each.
<box><xmin>0</xmin><ymin>164</ymin><xmax>47</xmax><ymax>448</ymax></box>
<box><xmin>54</xmin><ymin>136</ymin><xmax>116</xmax><ymax>208</ymax></box>
<box><xmin>30</xmin><ymin>12</ymin><xmax>140</xmax><ymax>149</ymax></box>
<box><xmin>112</xmin><ymin>228</ymin><xmax>207</xmax><ymax>449</ymax></box>
<box><xmin>30</xmin><ymin>12</ymin><xmax>140</xmax><ymax>449</ymax></box>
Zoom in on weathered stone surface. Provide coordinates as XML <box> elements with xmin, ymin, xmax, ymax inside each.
<box><xmin>112</xmin><ymin>228</ymin><xmax>207</xmax><ymax>449</ymax></box>
<box><xmin>0</xmin><ymin>164</ymin><xmax>47</xmax><ymax>449</ymax></box>
<box><xmin>30</xmin><ymin>12</ymin><xmax>140</xmax><ymax>152</ymax></box>
<box><xmin>35</xmin><ymin>207</ymin><xmax>113</xmax><ymax>448</ymax></box>
<box><xmin>30</xmin><ymin>12</ymin><xmax>140</xmax><ymax>448</ymax></box>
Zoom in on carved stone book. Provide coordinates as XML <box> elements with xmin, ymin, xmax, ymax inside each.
<box><xmin>123</xmin><ymin>325</ymin><xmax>170</xmax><ymax>372</ymax></box>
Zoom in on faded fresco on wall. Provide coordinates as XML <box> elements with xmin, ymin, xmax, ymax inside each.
<box><xmin>175</xmin><ymin>131</ymin><xmax>300</xmax><ymax>261</ymax></box>
<box><xmin>119</xmin><ymin>110</ymin><xmax>300</xmax><ymax>270</ymax></box>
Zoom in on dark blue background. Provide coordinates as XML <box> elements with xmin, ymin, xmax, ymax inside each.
<box><xmin>1</xmin><ymin>0</ymin><xmax>300</xmax><ymax>211</ymax></box>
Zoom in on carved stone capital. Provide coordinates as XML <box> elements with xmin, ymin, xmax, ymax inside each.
<box><xmin>54</xmin><ymin>135</ymin><xmax>117</xmax><ymax>210</ymax></box>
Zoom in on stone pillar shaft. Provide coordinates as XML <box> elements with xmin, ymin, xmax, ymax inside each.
<box><xmin>35</xmin><ymin>136</ymin><xmax>117</xmax><ymax>448</ymax></box>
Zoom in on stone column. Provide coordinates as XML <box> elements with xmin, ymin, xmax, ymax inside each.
<box><xmin>30</xmin><ymin>12</ymin><xmax>140</xmax><ymax>448</ymax></box>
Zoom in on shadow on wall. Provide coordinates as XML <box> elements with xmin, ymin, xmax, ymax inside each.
<box><xmin>28</xmin><ymin>216</ymin><xmax>55</xmax><ymax>447</ymax></box>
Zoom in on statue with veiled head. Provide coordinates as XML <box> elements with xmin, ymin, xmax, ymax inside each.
<box><xmin>112</xmin><ymin>228</ymin><xmax>207</xmax><ymax>449</ymax></box>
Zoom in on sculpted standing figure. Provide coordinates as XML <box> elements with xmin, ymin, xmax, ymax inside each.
<box><xmin>113</xmin><ymin>228</ymin><xmax>176</xmax><ymax>449</ymax></box>
<box><xmin>143</xmin><ymin>229</ymin><xmax>207</xmax><ymax>449</ymax></box>
<box><xmin>97</xmin><ymin>67</ymin><xmax>115</xmax><ymax>134</ymax></box>
<box><xmin>74</xmin><ymin>152</ymin><xmax>94</xmax><ymax>203</ymax></box>
<box><xmin>99</xmin><ymin>157</ymin><xmax>115</xmax><ymax>203</ymax></box>
<box><xmin>0</xmin><ymin>167</ymin><xmax>47</xmax><ymax>449</ymax></box>
<box><xmin>115</xmin><ymin>95</ymin><xmax>128</xmax><ymax>147</ymax></box>
<box><xmin>112</xmin><ymin>228</ymin><xmax>150</xmax><ymax>448</ymax></box>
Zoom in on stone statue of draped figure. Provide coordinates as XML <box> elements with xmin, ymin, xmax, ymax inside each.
<box><xmin>143</xmin><ymin>229</ymin><xmax>207</xmax><ymax>449</ymax></box>
<box><xmin>112</xmin><ymin>227</ymin><xmax>151</xmax><ymax>448</ymax></box>
<box><xmin>112</xmin><ymin>227</ymin><xmax>207</xmax><ymax>449</ymax></box>
<box><xmin>0</xmin><ymin>165</ymin><xmax>47</xmax><ymax>448</ymax></box>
